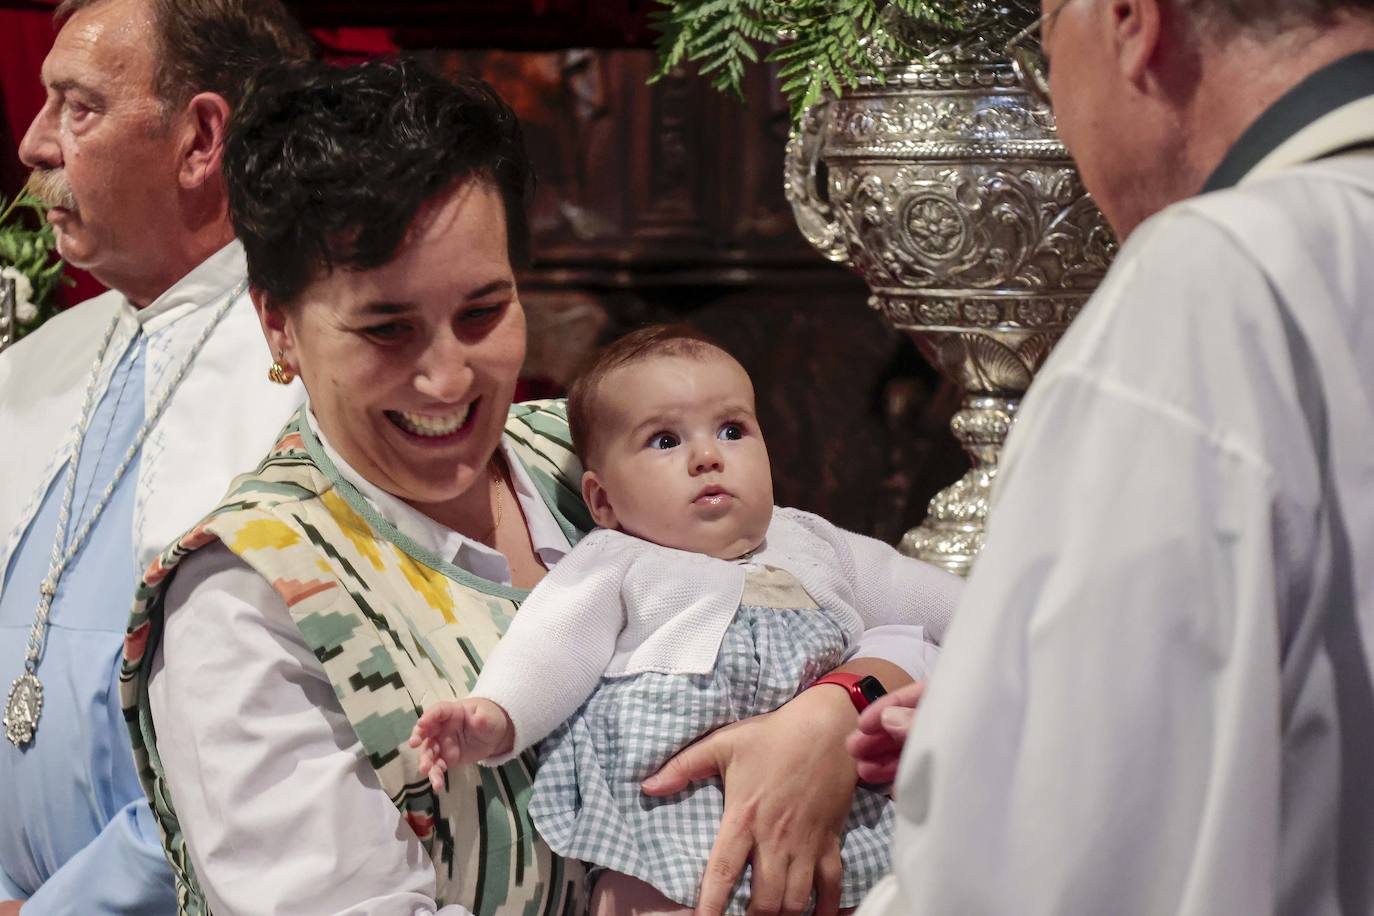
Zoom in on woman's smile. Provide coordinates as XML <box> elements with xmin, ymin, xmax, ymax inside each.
<box><xmin>387</xmin><ymin>400</ymin><xmax>479</xmax><ymax>441</ymax></box>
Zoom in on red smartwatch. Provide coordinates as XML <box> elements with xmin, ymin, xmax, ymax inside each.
<box><xmin>808</xmin><ymin>672</ymin><xmax>887</xmax><ymax>712</ymax></box>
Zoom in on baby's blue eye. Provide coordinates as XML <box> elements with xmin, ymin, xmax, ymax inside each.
<box><xmin>718</xmin><ymin>423</ymin><xmax>744</xmax><ymax>441</ymax></box>
<box><xmin>649</xmin><ymin>432</ymin><xmax>679</xmax><ymax>450</ymax></box>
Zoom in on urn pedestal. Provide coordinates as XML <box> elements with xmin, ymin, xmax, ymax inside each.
<box><xmin>785</xmin><ymin>13</ymin><xmax>1115</xmax><ymax>576</ymax></box>
<box><xmin>0</xmin><ymin>276</ymin><xmax>17</xmax><ymax>354</ymax></box>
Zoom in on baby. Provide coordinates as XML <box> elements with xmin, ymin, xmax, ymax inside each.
<box><xmin>410</xmin><ymin>325</ymin><xmax>961</xmax><ymax>914</ymax></box>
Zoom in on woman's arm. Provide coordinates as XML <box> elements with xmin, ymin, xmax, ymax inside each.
<box><xmin>151</xmin><ymin>544</ymin><xmax>473</xmax><ymax>916</ymax></box>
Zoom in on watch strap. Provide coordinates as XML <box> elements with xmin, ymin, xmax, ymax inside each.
<box><xmin>808</xmin><ymin>672</ymin><xmax>887</xmax><ymax>712</ymax></box>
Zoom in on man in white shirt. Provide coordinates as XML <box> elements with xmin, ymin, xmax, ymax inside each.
<box><xmin>858</xmin><ymin>1</ymin><xmax>1374</xmax><ymax>913</ymax></box>
<box><xmin>0</xmin><ymin>1</ymin><xmax>310</xmax><ymax>912</ymax></box>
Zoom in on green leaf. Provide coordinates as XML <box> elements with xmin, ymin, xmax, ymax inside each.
<box><xmin>1</xmin><ymin>183</ymin><xmax>68</xmax><ymax>329</ymax></box>
<box><xmin>647</xmin><ymin>0</ymin><xmax>969</xmax><ymax>122</ymax></box>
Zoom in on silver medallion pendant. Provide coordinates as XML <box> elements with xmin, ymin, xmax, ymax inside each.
<box><xmin>4</xmin><ymin>672</ymin><xmax>43</xmax><ymax>747</ymax></box>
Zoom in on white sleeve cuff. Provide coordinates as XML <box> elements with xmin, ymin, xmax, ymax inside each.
<box><xmin>845</xmin><ymin>623</ymin><xmax>940</xmax><ymax>681</ymax></box>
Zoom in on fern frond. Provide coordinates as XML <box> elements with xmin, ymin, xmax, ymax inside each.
<box><xmin>648</xmin><ymin>0</ymin><xmax>970</xmax><ymax>121</ymax></box>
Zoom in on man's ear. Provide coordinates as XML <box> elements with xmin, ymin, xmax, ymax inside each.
<box><xmin>582</xmin><ymin>470</ymin><xmax>617</xmax><ymax>530</ymax></box>
<box><xmin>252</xmin><ymin>286</ymin><xmax>296</xmax><ymax>370</ymax></box>
<box><xmin>178</xmin><ymin>91</ymin><xmax>231</xmax><ymax>191</ymax></box>
<box><xmin>1107</xmin><ymin>0</ymin><xmax>1162</xmax><ymax>87</ymax></box>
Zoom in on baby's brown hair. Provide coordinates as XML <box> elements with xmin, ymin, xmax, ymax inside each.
<box><xmin>567</xmin><ymin>324</ymin><xmax>728</xmax><ymax>470</ymax></box>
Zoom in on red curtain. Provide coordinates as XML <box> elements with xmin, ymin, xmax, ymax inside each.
<box><xmin>0</xmin><ymin>11</ymin><xmax>50</xmax><ymax>197</ymax></box>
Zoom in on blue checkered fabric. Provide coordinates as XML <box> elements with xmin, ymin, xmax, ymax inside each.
<box><xmin>528</xmin><ymin>599</ymin><xmax>895</xmax><ymax>914</ymax></box>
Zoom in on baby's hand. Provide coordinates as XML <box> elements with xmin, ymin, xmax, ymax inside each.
<box><xmin>408</xmin><ymin>698</ymin><xmax>514</xmax><ymax>792</ymax></box>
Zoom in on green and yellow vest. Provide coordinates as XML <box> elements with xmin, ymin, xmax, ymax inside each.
<box><xmin>120</xmin><ymin>401</ymin><xmax>592</xmax><ymax>916</ymax></box>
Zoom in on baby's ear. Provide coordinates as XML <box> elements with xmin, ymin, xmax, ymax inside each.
<box><xmin>581</xmin><ymin>470</ymin><xmax>617</xmax><ymax>530</ymax></box>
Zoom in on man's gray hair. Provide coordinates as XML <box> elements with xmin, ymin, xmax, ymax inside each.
<box><xmin>1182</xmin><ymin>0</ymin><xmax>1374</xmax><ymax>36</ymax></box>
<box><xmin>54</xmin><ymin>0</ymin><xmax>315</xmax><ymax>111</ymax></box>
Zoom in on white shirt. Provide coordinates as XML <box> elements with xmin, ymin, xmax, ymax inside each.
<box><xmin>0</xmin><ymin>241</ymin><xmax>303</xmax><ymax>912</ymax></box>
<box><xmin>472</xmin><ymin>516</ymin><xmax>956</xmax><ymax>761</ymax></box>
<box><xmin>860</xmin><ymin>74</ymin><xmax>1374</xmax><ymax>915</ymax></box>
<box><xmin>0</xmin><ymin>241</ymin><xmax>303</xmax><ymax>578</ymax></box>
<box><xmin>151</xmin><ymin>418</ymin><xmax>948</xmax><ymax>915</ymax></box>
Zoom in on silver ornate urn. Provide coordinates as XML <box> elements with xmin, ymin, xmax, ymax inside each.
<box><xmin>785</xmin><ymin>1</ymin><xmax>1115</xmax><ymax>577</ymax></box>
<box><xmin>0</xmin><ymin>275</ymin><xmax>17</xmax><ymax>354</ymax></box>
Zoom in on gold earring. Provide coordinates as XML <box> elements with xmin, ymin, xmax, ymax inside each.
<box><xmin>268</xmin><ymin>359</ymin><xmax>296</xmax><ymax>385</ymax></box>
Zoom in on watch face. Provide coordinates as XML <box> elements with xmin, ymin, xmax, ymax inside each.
<box><xmin>857</xmin><ymin>675</ymin><xmax>887</xmax><ymax>704</ymax></box>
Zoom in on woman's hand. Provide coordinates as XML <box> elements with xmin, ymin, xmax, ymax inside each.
<box><xmin>643</xmin><ymin>656</ymin><xmax>909</xmax><ymax>916</ymax></box>
<box><xmin>845</xmin><ymin>681</ymin><xmax>926</xmax><ymax>791</ymax></box>
<box><xmin>642</xmin><ymin>689</ymin><xmax>857</xmax><ymax>916</ymax></box>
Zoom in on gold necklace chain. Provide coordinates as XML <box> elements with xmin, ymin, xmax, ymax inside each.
<box><xmin>480</xmin><ymin>460</ymin><xmax>504</xmax><ymax>544</ymax></box>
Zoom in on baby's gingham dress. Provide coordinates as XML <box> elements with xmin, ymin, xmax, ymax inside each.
<box><xmin>528</xmin><ymin>566</ymin><xmax>895</xmax><ymax>914</ymax></box>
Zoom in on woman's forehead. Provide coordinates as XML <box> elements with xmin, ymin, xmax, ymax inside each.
<box><xmin>308</xmin><ymin>184</ymin><xmax>514</xmax><ymax>311</ymax></box>
<box><xmin>396</xmin><ymin>182</ymin><xmax>509</xmax><ymax>267</ymax></box>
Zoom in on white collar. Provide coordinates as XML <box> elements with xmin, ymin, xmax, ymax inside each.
<box><xmin>305</xmin><ymin>408</ymin><xmax>571</xmax><ymax>586</ymax></box>
<box><xmin>121</xmin><ymin>241</ymin><xmax>248</xmax><ymax>334</ymax></box>
<box><xmin>1248</xmin><ymin>94</ymin><xmax>1374</xmax><ymax>181</ymax></box>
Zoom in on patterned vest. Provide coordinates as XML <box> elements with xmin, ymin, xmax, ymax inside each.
<box><xmin>120</xmin><ymin>401</ymin><xmax>592</xmax><ymax>916</ymax></box>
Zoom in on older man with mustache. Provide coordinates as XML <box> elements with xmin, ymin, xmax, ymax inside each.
<box><xmin>0</xmin><ymin>1</ymin><xmax>311</xmax><ymax>912</ymax></box>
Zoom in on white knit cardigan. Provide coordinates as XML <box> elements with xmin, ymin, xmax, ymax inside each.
<box><xmin>471</xmin><ymin>507</ymin><xmax>964</xmax><ymax>760</ymax></box>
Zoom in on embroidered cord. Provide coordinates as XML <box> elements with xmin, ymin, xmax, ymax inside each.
<box><xmin>6</xmin><ymin>281</ymin><xmax>244</xmax><ymax>746</ymax></box>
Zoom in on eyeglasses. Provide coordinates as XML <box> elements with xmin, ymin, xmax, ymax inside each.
<box><xmin>1006</xmin><ymin>0</ymin><xmax>1078</xmax><ymax>107</ymax></box>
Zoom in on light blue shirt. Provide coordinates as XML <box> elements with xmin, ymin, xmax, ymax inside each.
<box><xmin>0</xmin><ymin>331</ymin><xmax>176</xmax><ymax>914</ymax></box>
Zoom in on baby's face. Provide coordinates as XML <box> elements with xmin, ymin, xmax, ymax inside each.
<box><xmin>583</xmin><ymin>349</ymin><xmax>773</xmax><ymax>560</ymax></box>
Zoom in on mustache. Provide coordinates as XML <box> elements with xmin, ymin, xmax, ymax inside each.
<box><xmin>25</xmin><ymin>169</ymin><xmax>78</xmax><ymax>212</ymax></box>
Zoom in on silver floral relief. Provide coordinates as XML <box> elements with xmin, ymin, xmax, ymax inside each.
<box><xmin>833</xmin><ymin>90</ymin><xmax>1057</xmax><ymax>149</ymax></box>
<box><xmin>950</xmin><ymin>400</ymin><xmax>1013</xmax><ymax>446</ymax></box>
<box><xmin>0</xmin><ymin>277</ymin><xmax>16</xmax><ymax>354</ymax></box>
<box><xmin>830</xmin><ymin>163</ymin><xmax>1106</xmax><ymax>293</ymax></box>
<box><xmin>879</xmin><ymin>0</ymin><xmax>1043</xmax><ymax>70</ymax></box>
<box><xmin>785</xmin><ymin>52</ymin><xmax>1116</xmax><ymax>576</ymax></box>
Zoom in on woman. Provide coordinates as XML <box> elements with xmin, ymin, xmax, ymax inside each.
<box><xmin>120</xmin><ymin>59</ymin><xmax>944</xmax><ymax>915</ymax></box>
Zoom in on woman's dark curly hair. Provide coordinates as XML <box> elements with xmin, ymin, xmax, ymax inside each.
<box><xmin>224</xmin><ymin>57</ymin><xmax>533</xmax><ymax>306</ymax></box>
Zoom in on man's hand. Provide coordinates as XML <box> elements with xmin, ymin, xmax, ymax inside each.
<box><xmin>0</xmin><ymin>899</ymin><xmax>24</xmax><ymax>915</ymax></box>
<box><xmin>408</xmin><ymin>698</ymin><xmax>514</xmax><ymax>792</ymax></box>
<box><xmin>845</xmin><ymin>681</ymin><xmax>926</xmax><ymax>791</ymax></box>
<box><xmin>642</xmin><ymin>686</ymin><xmax>862</xmax><ymax>916</ymax></box>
